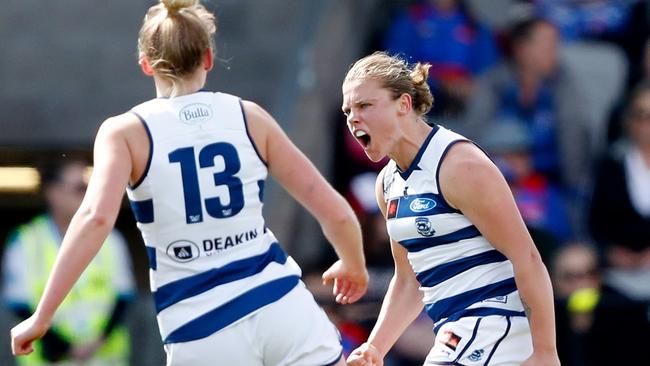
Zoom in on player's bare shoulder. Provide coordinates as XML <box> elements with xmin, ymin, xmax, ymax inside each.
<box><xmin>438</xmin><ymin>141</ymin><xmax>497</xmax><ymax>206</ymax></box>
<box><xmin>96</xmin><ymin>112</ymin><xmax>142</xmax><ymax>139</ymax></box>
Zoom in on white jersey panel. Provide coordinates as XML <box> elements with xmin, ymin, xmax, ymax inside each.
<box><xmin>383</xmin><ymin>125</ymin><xmax>525</xmax><ymax>328</ymax></box>
<box><xmin>126</xmin><ymin>91</ymin><xmax>301</xmax><ymax>344</ymax></box>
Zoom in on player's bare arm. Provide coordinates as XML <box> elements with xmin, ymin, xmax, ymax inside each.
<box><xmin>347</xmin><ymin>167</ymin><xmax>424</xmax><ymax>366</ymax></box>
<box><xmin>440</xmin><ymin>141</ymin><xmax>560</xmax><ymax>366</ymax></box>
<box><xmin>242</xmin><ymin>100</ymin><xmax>368</xmax><ymax>304</ymax></box>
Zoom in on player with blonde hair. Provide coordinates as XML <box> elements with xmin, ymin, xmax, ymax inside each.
<box><xmin>11</xmin><ymin>1</ymin><xmax>368</xmax><ymax>365</ymax></box>
<box><xmin>342</xmin><ymin>52</ymin><xmax>559</xmax><ymax>366</ymax></box>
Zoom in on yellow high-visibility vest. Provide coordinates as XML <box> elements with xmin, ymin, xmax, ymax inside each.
<box><xmin>13</xmin><ymin>215</ymin><xmax>129</xmax><ymax>366</ymax></box>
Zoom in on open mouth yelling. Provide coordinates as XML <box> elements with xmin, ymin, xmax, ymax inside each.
<box><xmin>354</xmin><ymin>129</ymin><xmax>371</xmax><ymax>148</ymax></box>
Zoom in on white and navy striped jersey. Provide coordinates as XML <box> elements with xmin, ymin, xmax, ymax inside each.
<box><xmin>383</xmin><ymin>124</ymin><xmax>526</xmax><ymax>332</ymax></box>
<box><xmin>126</xmin><ymin>91</ymin><xmax>301</xmax><ymax>344</ymax></box>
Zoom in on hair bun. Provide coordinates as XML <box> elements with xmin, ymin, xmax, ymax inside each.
<box><xmin>161</xmin><ymin>0</ymin><xmax>198</xmax><ymax>14</ymax></box>
<box><xmin>410</xmin><ymin>63</ymin><xmax>431</xmax><ymax>86</ymax></box>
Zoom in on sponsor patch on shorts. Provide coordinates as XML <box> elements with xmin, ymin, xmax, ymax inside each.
<box><xmin>438</xmin><ymin>330</ymin><xmax>462</xmax><ymax>351</ymax></box>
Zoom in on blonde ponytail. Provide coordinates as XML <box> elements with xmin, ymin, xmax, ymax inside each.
<box><xmin>138</xmin><ymin>0</ymin><xmax>216</xmax><ymax>95</ymax></box>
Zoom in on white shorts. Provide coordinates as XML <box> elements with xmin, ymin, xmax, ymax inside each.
<box><xmin>425</xmin><ymin>315</ymin><xmax>532</xmax><ymax>366</ymax></box>
<box><xmin>164</xmin><ymin>281</ymin><xmax>343</xmax><ymax>366</ymax></box>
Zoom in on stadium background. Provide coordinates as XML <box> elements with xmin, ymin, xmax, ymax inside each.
<box><xmin>1</xmin><ymin>0</ymin><xmax>649</xmax><ymax>365</ymax></box>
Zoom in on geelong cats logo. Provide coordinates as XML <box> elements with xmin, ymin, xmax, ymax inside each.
<box><xmin>415</xmin><ymin>217</ymin><xmax>435</xmax><ymax>237</ymax></box>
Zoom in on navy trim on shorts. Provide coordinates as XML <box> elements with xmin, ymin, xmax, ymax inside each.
<box><xmin>434</xmin><ymin>307</ymin><xmax>526</xmax><ymax>334</ymax></box>
<box><xmin>431</xmin><ymin>361</ymin><xmax>469</xmax><ymax>366</ymax></box>
<box><xmin>321</xmin><ymin>349</ymin><xmax>344</xmax><ymax>366</ymax></box>
<box><xmin>239</xmin><ymin>98</ymin><xmax>268</xmax><ymax>167</ymax></box>
<box><xmin>483</xmin><ymin>316</ymin><xmax>512</xmax><ymax>365</ymax></box>
<box><xmin>454</xmin><ymin>317</ymin><xmax>482</xmax><ymax>363</ymax></box>
<box><xmin>128</xmin><ymin>111</ymin><xmax>154</xmax><ymax>190</ymax></box>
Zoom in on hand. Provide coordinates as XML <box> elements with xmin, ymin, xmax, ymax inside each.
<box><xmin>346</xmin><ymin>342</ymin><xmax>383</xmax><ymax>366</ymax></box>
<box><xmin>521</xmin><ymin>351</ymin><xmax>560</xmax><ymax>366</ymax></box>
<box><xmin>322</xmin><ymin>259</ymin><xmax>368</xmax><ymax>304</ymax></box>
<box><xmin>11</xmin><ymin>315</ymin><xmax>50</xmax><ymax>356</ymax></box>
<box><xmin>71</xmin><ymin>337</ymin><xmax>104</xmax><ymax>362</ymax></box>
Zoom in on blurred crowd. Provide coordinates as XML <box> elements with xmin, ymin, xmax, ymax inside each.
<box><xmin>324</xmin><ymin>1</ymin><xmax>650</xmax><ymax>365</ymax></box>
<box><xmin>2</xmin><ymin>1</ymin><xmax>650</xmax><ymax>365</ymax></box>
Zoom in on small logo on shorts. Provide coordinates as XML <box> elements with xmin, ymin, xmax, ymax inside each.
<box><xmin>438</xmin><ymin>330</ymin><xmax>462</xmax><ymax>351</ymax></box>
<box><xmin>166</xmin><ymin>240</ymin><xmax>200</xmax><ymax>263</ymax></box>
<box><xmin>415</xmin><ymin>217</ymin><xmax>435</xmax><ymax>237</ymax></box>
<box><xmin>468</xmin><ymin>349</ymin><xmax>484</xmax><ymax>361</ymax></box>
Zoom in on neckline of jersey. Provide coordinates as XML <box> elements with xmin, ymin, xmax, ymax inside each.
<box><xmin>396</xmin><ymin>124</ymin><xmax>440</xmax><ymax>180</ymax></box>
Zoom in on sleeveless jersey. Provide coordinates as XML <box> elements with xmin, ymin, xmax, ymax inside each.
<box><xmin>127</xmin><ymin>91</ymin><xmax>301</xmax><ymax>344</ymax></box>
<box><xmin>383</xmin><ymin>124</ymin><xmax>526</xmax><ymax>332</ymax></box>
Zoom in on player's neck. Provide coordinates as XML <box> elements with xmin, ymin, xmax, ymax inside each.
<box><xmin>390</xmin><ymin>119</ymin><xmax>432</xmax><ymax>171</ymax></box>
<box><xmin>153</xmin><ymin>69</ymin><xmax>208</xmax><ymax>98</ymax></box>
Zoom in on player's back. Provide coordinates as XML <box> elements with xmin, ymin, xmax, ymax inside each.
<box><xmin>127</xmin><ymin>91</ymin><xmax>301</xmax><ymax>344</ymax></box>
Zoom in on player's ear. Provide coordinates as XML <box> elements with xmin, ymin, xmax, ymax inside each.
<box><xmin>397</xmin><ymin>93</ymin><xmax>412</xmax><ymax>116</ymax></box>
<box><xmin>139</xmin><ymin>53</ymin><xmax>155</xmax><ymax>77</ymax></box>
<box><xmin>203</xmin><ymin>49</ymin><xmax>214</xmax><ymax>71</ymax></box>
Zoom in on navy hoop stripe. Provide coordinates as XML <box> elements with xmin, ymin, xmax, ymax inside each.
<box><xmin>129</xmin><ymin>199</ymin><xmax>154</xmax><ymax>223</ymax></box>
<box><xmin>425</xmin><ymin>278</ymin><xmax>518</xmax><ymax>323</ymax></box>
<box><xmin>145</xmin><ymin>246</ymin><xmax>157</xmax><ymax>270</ymax></box>
<box><xmin>400</xmin><ymin>225</ymin><xmax>481</xmax><ymax>252</ymax></box>
<box><xmin>154</xmin><ymin>242</ymin><xmax>287</xmax><ymax>313</ymax></box>
<box><xmin>163</xmin><ymin>275</ymin><xmax>299</xmax><ymax>344</ymax></box>
<box><xmin>416</xmin><ymin>250</ymin><xmax>507</xmax><ymax>287</ymax></box>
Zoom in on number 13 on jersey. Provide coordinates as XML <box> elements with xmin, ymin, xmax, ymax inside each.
<box><xmin>169</xmin><ymin>142</ymin><xmax>244</xmax><ymax>224</ymax></box>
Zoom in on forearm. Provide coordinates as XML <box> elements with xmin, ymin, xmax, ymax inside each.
<box><xmin>514</xmin><ymin>253</ymin><xmax>557</xmax><ymax>354</ymax></box>
<box><xmin>367</xmin><ymin>275</ymin><xmax>424</xmax><ymax>357</ymax></box>
<box><xmin>34</xmin><ymin>210</ymin><xmax>114</xmax><ymax>324</ymax></box>
<box><xmin>319</xmin><ymin>197</ymin><xmax>365</xmax><ymax>268</ymax></box>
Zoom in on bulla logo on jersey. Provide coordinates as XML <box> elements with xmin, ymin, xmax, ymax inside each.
<box><xmin>166</xmin><ymin>240</ymin><xmax>200</xmax><ymax>263</ymax></box>
<box><xmin>179</xmin><ymin>103</ymin><xmax>213</xmax><ymax>124</ymax></box>
<box><xmin>409</xmin><ymin>198</ymin><xmax>436</xmax><ymax>213</ymax></box>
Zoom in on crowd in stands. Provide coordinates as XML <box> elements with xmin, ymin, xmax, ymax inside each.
<box><xmin>325</xmin><ymin>1</ymin><xmax>650</xmax><ymax>365</ymax></box>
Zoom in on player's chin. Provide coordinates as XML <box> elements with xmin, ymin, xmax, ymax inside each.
<box><xmin>364</xmin><ymin>150</ymin><xmax>385</xmax><ymax>162</ymax></box>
